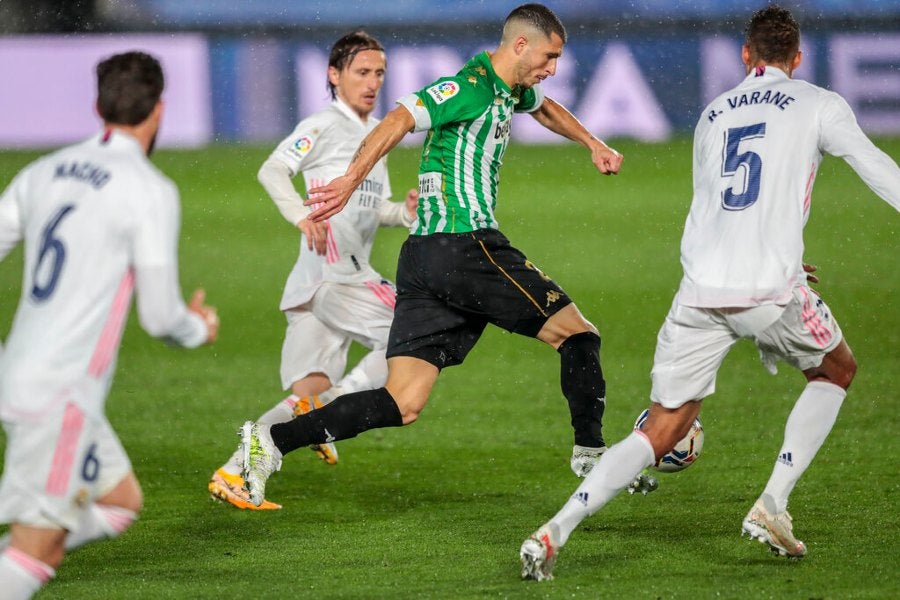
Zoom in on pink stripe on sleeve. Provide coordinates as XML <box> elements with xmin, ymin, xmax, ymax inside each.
<box><xmin>45</xmin><ymin>401</ymin><xmax>85</xmax><ymax>496</ymax></box>
<box><xmin>87</xmin><ymin>269</ymin><xmax>135</xmax><ymax>378</ymax></box>
<box><xmin>802</xmin><ymin>163</ymin><xmax>816</xmax><ymax>216</ymax></box>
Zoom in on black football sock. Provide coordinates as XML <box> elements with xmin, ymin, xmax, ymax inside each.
<box><xmin>269</xmin><ymin>387</ymin><xmax>402</xmax><ymax>455</ymax></box>
<box><xmin>558</xmin><ymin>331</ymin><xmax>606</xmax><ymax>448</ymax></box>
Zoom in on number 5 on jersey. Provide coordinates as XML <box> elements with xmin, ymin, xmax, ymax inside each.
<box><xmin>721</xmin><ymin>123</ymin><xmax>766</xmax><ymax>210</ymax></box>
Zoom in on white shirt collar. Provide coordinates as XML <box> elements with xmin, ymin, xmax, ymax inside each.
<box><xmin>332</xmin><ymin>96</ymin><xmax>371</xmax><ymax>126</ymax></box>
<box><xmin>93</xmin><ymin>128</ymin><xmax>145</xmax><ymax>154</ymax></box>
<box><xmin>745</xmin><ymin>64</ymin><xmax>790</xmax><ymax>81</ymax></box>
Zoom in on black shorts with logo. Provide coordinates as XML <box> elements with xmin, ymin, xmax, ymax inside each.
<box><xmin>387</xmin><ymin>228</ymin><xmax>572</xmax><ymax>369</ymax></box>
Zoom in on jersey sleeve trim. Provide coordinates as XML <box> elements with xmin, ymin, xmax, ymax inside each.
<box><xmin>516</xmin><ymin>84</ymin><xmax>544</xmax><ymax>113</ymax></box>
<box><xmin>397</xmin><ymin>94</ymin><xmax>432</xmax><ymax>133</ymax></box>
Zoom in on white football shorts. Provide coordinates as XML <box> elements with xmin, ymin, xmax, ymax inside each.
<box><xmin>650</xmin><ymin>284</ymin><xmax>843</xmax><ymax>408</ymax></box>
<box><xmin>280</xmin><ymin>280</ymin><xmax>395</xmax><ymax>389</ymax></box>
<box><xmin>0</xmin><ymin>388</ymin><xmax>131</xmax><ymax>530</ymax></box>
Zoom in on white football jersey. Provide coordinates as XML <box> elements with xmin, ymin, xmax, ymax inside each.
<box><xmin>0</xmin><ymin>130</ymin><xmax>207</xmax><ymax>418</ymax></box>
<box><xmin>678</xmin><ymin>66</ymin><xmax>900</xmax><ymax>308</ymax></box>
<box><xmin>268</xmin><ymin>98</ymin><xmax>404</xmax><ymax>311</ymax></box>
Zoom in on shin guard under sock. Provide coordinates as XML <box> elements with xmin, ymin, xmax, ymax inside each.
<box><xmin>270</xmin><ymin>387</ymin><xmax>402</xmax><ymax>454</ymax></box>
<box><xmin>558</xmin><ymin>331</ymin><xmax>606</xmax><ymax>447</ymax></box>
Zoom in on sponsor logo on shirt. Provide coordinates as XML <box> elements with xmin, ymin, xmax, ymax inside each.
<box><xmin>494</xmin><ymin>118</ymin><xmax>511</xmax><ymax>140</ymax></box>
<box><xmin>426</xmin><ymin>81</ymin><xmax>460</xmax><ymax>104</ymax></box>
<box><xmin>418</xmin><ymin>172</ymin><xmax>442</xmax><ymax>198</ymax></box>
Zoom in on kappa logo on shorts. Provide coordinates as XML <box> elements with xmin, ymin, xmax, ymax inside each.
<box><xmin>524</xmin><ymin>260</ymin><xmax>551</xmax><ymax>282</ymax></box>
<box><xmin>546</xmin><ymin>290</ymin><xmax>562</xmax><ymax>307</ymax></box>
<box><xmin>426</xmin><ymin>81</ymin><xmax>460</xmax><ymax>104</ymax></box>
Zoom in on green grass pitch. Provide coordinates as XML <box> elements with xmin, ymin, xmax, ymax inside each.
<box><xmin>0</xmin><ymin>138</ymin><xmax>897</xmax><ymax>598</ymax></box>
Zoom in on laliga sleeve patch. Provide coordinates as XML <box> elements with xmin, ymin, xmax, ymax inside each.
<box><xmin>426</xmin><ymin>81</ymin><xmax>460</xmax><ymax>105</ymax></box>
<box><xmin>287</xmin><ymin>135</ymin><xmax>314</xmax><ymax>160</ymax></box>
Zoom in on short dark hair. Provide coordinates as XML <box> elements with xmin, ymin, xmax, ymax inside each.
<box><xmin>96</xmin><ymin>51</ymin><xmax>164</xmax><ymax>126</ymax></box>
<box><xmin>745</xmin><ymin>5</ymin><xmax>800</xmax><ymax>65</ymax></box>
<box><xmin>327</xmin><ymin>30</ymin><xmax>385</xmax><ymax>99</ymax></box>
<box><xmin>505</xmin><ymin>3</ymin><xmax>567</xmax><ymax>44</ymax></box>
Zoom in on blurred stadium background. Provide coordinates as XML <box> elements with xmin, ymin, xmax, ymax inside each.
<box><xmin>0</xmin><ymin>0</ymin><xmax>898</xmax><ymax>149</ymax></box>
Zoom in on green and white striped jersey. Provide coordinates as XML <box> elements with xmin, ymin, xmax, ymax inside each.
<box><xmin>397</xmin><ymin>52</ymin><xmax>544</xmax><ymax>235</ymax></box>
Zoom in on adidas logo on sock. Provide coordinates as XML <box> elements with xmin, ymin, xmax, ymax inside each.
<box><xmin>573</xmin><ymin>491</ymin><xmax>589</xmax><ymax>506</ymax></box>
<box><xmin>777</xmin><ymin>451</ymin><xmax>793</xmax><ymax>467</ymax></box>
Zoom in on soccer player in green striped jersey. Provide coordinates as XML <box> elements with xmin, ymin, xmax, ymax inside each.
<box><xmin>403</xmin><ymin>48</ymin><xmax>544</xmax><ymax>235</ymax></box>
<box><xmin>238</xmin><ymin>3</ymin><xmax>655</xmax><ymax>514</ymax></box>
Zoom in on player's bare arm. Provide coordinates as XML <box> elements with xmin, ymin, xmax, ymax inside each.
<box><xmin>257</xmin><ymin>157</ymin><xmax>328</xmax><ymax>254</ymax></box>
<box><xmin>306</xmin><ymin>106</ymin><xmax>415</xmax><ymax>222</ymax></box>
<box><xmin>531</xmin><ymin>97</ymin><xmax>623</xmax><ymax>175</ymax></box>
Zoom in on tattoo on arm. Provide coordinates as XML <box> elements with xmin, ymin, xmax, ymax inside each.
<box><xmin>351</xmin><ymin>141</ymin><xmax>367</xmax><ymax>164</ymax></box>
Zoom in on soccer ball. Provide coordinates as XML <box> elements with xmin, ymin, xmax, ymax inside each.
<box><xmin>634</xmin><ymin>409</ymin><xmax>704</xmax><ymax>473</ymax></box>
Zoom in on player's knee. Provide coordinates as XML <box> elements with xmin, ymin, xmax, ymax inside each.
<box><xmin>833</xmin><ymin>354</ymin><xmax>857</xmax><ymax>390</ymax></box>
<box><xmin>822</xmin><ymin>343</ymin><xmax>858</xmax><ymax>390</ymax></box>
<box><xmin>99</xmin><ymin>473</ymin><xmax>143</xmax><ymax>514</ymax></box>
<box><xmin>119</xmin><ymin>490</ymin><xmax>143</xmax><ymax>515</ymax></box>
<box><xmin>559</xmin><ymin>330</ymin><xmax>600</xmax><ymax>353</ymax></box>
<box><xmin>539</xmin><ymin>305</ymin><xmax>598</xmax><ymax>348</ymax></box>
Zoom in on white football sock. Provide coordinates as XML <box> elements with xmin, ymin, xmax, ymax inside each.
<box><xmin>316</xmin><ymin>386</ymin><xmax>343</xmax><ymax>405</ymax></box>
<box><xmin>551</xmin><ymin>432</ymin><xmax>655</xmax><ymax>545</ymax></box>
<box><xmin>335</xmin><ymin>349</ymin><xmax>388</xmax><ymax>396</ymax></box>
<box><xmin>64</xmin><ymin>504</ymin><xmax>137</xmax><ymax>551</ymax></box>
<box><xmin>257</xmin><ymin>394</ymin><xmax>300</xmax><ymax>426</ymax></box>
<box><xmin>222</xmin><ymin>394</ymin><xmax>299</xmax><ymax>475</ymax></box>
<box><xmin>0</xmin><ymin>547</ymin><xmax>55</xmax><ymax>599</ymax></box>
<box><xmin>763</xmin><ymin>381</ymin><xmax>846</xmax><ymax>513</ymax></box>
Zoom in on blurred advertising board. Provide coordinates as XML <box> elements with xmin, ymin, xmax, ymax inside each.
<box><xmin>0</xmin><ymin>35</ymin><xmax>211</xmax><ymax>148</ymax></box>
<box><xmin>0</xmin><ymin>31</ymin><xmax>897</xmax><ymax>147</ymax></box>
